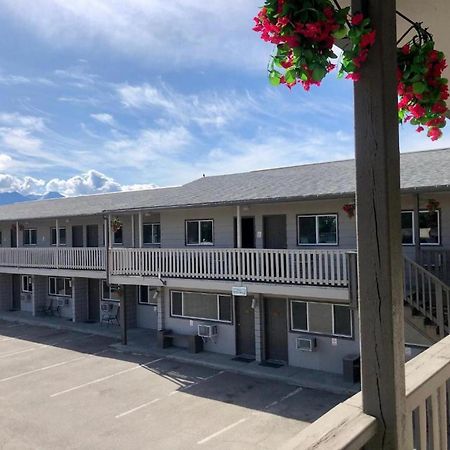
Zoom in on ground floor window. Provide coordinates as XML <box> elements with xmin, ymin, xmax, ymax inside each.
<box><xmin>49</xmin><ymin>277</ymin><xmax>72</xmax><ymax>297</ymax></box>
<box><xmin>290</xmin><ymin>300</ymin><xmax>352</xmax><ymax>338</ymax></box>
<box><xmin>21</xmin><ymin>275</ymin><xmax>33</xmax><ymax>293</ymax></box>
<box><xmin>138</xmin><ymin>286</ymin><xmax>158</xmax><ymax>305</ymax></box>
<box><xmin>170</xmin><ymin>291</ymin><xmax>232</xmax><ymax>323</ymax></box>
<box><xmin>102</xmin><ymin>281</ymin><xmax>121</xmax><ymax>301</ymax></box>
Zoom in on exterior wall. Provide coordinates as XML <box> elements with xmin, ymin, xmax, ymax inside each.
<box><xmin>32</xmin><ymin>276</ymin><xmax>47</xmax><ymax>316</ymax></box>
<box><xmin>0</xmin><ymin>273</ymin><xmax>13</xmax><ymax>311</ymax></box>
<box><xmin>137</xmin><ymin>303</ymin><xmax>158</xmax><ymax>329</ymax></box>
<box><xmin>73</xmin><ymin>278</ymin><xmax>89</xmax><ymax>323</ymax></box>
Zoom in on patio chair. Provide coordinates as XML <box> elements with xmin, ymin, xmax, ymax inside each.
<box><xmin>100</xmin><ymin>303</ymin><xmax>120</xmax><ymax>327</ymax></box>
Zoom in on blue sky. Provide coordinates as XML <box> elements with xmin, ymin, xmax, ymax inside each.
<box><xmin>0</xmin><ymin>0</ymin><xmax>448</xmax><ymax>197</ymax></box>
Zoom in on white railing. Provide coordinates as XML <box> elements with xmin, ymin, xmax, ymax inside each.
<box><xmin>283</xmin><ymin>334</ymin><xmax>450</xmax><ymax>450</ymax></box>
<box><xmin>420</xmin><ymin>248</ymin><xmax>450</xmax><ymax>285</ymax></box>
<box><xmin>404</xmin><ymin>256</ymin><xmax>450</xmax><ymax>337</ymax></box>
<box><xmin>0</xmin><ymin>247</ymin><xmax>106</xmax><ymax>271</ymax></box>
<box><xmin>110</xmin><ymin>248</ymin><xmax>350</xmax><ymax>287</ymax></box>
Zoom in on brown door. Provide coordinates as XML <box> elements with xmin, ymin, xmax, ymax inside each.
<box><xmin>86</xmin><ymin>225</ymin><xmax>99</xmax><ymax>247</ymax></box>
<box><xmin>72</xmin><ymin>225</ymin><xmax>84</xmax><ymax>247</ymax></box>
<box><xmin>264</xmin><ymin>297</ymin><xmax>288</xmax><ymax>363</ymax></box>
<box><xmin>263</xmin><ymin>215</ymin><xmax>287</xmax><ymax>249</ymax></box>
<box><xmin>235</xmin><ymin>296</ymin><xmax>255</xmax><ymax>357</ymax></box>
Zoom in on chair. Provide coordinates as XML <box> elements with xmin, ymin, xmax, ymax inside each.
<box><xmin>100</xmin><ymin>302</ymin><xmax>120</xmax><ymax>327</ymax></box>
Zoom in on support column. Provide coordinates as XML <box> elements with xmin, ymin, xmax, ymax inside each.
<box><xmin>131</xmin><ymin>214</ymin><xmax>135</xmax><ymax>247</ymax></box>
<box><xmin>353</xmin><ymin>0</ymin><xmax>406</xmax><ymax>448</ymax></box>
<box><xmin>16</xmin><ymin>220</ymin><xmax>19</xmax><ymax>248</ymax></box>
<box><xmin>0</xmin><ymin>274</ymin><xmax>13</xmax><ymax>311</ymax></box>
<box><xmin>157</xmin><ymin>287</ymin><xmax>166</xmax><ymax>331</ymax></box>
<box><xmin>236</xmin><ymin>205</ymin><xmax>242</xmax><ymax>248</ymax></box>
<box><xmin>253</xmin><ymin>295</ymin><xmax>265</xmax><ymax>362</ymax></box>
<box><xmin>413</xmin><ymin>194</ymin><xmax>421</xmax><ymax>262</ymax></box>
<box><xmin>138</xmin><ymin>211</ymin><xmax>143</xmax><ymax>248</ymax></box>
<box><xmin>120</xmin><ymin>290</ymin><xmax>127</xmax><ymax>345</ymax></box>
<box><xmin>72</xmin><ymin>278</ymin><xmax>89</xmax><ymax>323</ymax></box>
<box><xmin>32</xmin><ymin>276</ymin><xmax>47</xmax><ymax>316</ymax></box>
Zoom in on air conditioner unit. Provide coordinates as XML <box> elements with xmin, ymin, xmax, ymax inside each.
<box><xmin>198</xmin><ymin>324</ymin><xmax>218</xmax><ymax>338</ymax></box>
<box><xmin>296</xmin><ymin>337</ymin><xmax>316</xmax><ymax>352</ymax></box>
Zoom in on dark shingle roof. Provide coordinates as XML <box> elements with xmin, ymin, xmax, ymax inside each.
<box><xmin>1</xmin><ymin>148</ymin><xmax>449</xmax><ymax>221</ymax></box>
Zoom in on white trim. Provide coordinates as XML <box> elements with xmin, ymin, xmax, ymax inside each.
<box><xmin>185</xmin><ymin>220</ymin><xmax>214</xmax><ymax>246</ymax></box>
<box><xmin>143</xmin><ymin>223</ymin><xmax>161</xmax><ymax>245</ymax></box>
<box><xmin>290</xmin><ymin>300</ymin><xmax>308</xmax><ymax>332</ymax></box>
<box><xmin>50</xmin><ymin>227</ymin><xmax>67</xmax><ymax>246</ymax></box>
<box><xmin>401</xmin><ymin>209</ymin><xmax>441</xmax><ymax>246</ymax></box>
<box><xmin>48</xmin><ymin>276</ymin><xmax>72</xmax><ymax>297</ymax></box>
<box><xmin>137</xmin><ymin>285</ymin><xmax>157</xmax><ymax>306</ymax></box>
<box><xmin>101</xmin><ymin>280</ymin><xmax>121</xmax><ymax>302</ymax></box>
<box><xmin>23</xmin><ymin>228</ymin><xmax>37</xmax><ymax>246</ymax></box>
<box><xmin>21</xmin><ymin>275</ymin><xmax>33</xmax><ymax>293</ymax></box>
<box><xmin>297</xmin><ymin>214</ymin><xmax>338</xmax><ymax>246</ymax></box>
<box><xmin>331</xmin><ymin>304</ymin><xmax>353</xmax><ymax>338</ymax></box>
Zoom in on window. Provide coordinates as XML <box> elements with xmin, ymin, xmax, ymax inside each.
<box><xmin>113</xmin><ymin>228</ymin><xmax>123</xmax><ymax>245</ymax></box>
<box><xmin>290</xmin><ymin>300</ymin><xmax>352</xmax><ymax>338</ymax></box>
<box><xmin>401</xmin><ymin>210</ymin><xmax>440</xmax><ymax>245</ymax></box>
<box><xmin>0</xmin><ymin>231</ymin><xmax>2</xmax><ymax>246</ymax></box>
<box><xmin>143</xmin><ymin>223</ymin><xmax>161</xmax><ymax>244</ymax></box>
<box><xmin>102</xmin><ymin>281</ymin><xmax>121</xmax><ymax>301</ymax></box>
<box><xmin>50</xmin><ymin>227</ymin><xmax>66</xmax><ymax>246</ymax></box>
<box><xmin>138</xmin><ymin>286</ymin><xmax>158</xmax><ymax>305</ymax></box>
<box><xmin>297</xmin><ymin>215</ymin><xmax>337</xmax><ymax>245</ymax></box>
<box><xmin>23</xmin><ymin>229</ymin><xmax>37</xmax><ymax>246</ymax></box>
<box><xmin>22</xmin><ymin>275</ymin><xmax>33</xmax><ymax>293</ymax></box>
<box><xmin>170</xmin><ymin>291</ymin><xmax>232</xmax><ymax>323</ymax></box>
<box><xmin>186</xmin><ymin>220</ymin><xmax>213</xmax><ymax>245</ymax></box>
<box><xmin>49</xmin><ymin>277</ymin><xmax>72</xmax><ymax>297</ymax></box>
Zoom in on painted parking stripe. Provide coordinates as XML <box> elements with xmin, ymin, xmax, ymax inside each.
<box><xmin>0</xmin><ymin>349</ymin><xmax>110</xmax><ymax>383</ymax></box>
<box><xmin>50</xmin><ymin>357</ymin><xmax>165</xmax><ymax>398</ymax></box>
<box><xmin>197</xmin><ymin>418</ymin><xmax>248</xmax><ymax>445</ymax></box>
<box><xmin>264</xmin><ymin>387</ymin><xmax>303</xmax><ymax>410</ymax></box>
<box><xmin>115</xmin><ymin>398</ymin><xmax>161</xmax><ymax>419</ymax></box>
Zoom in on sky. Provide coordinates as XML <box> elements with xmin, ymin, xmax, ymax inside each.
<box><xmin>0</xmin><ymin>0</ymin><xmax>448</xmax><ymax>197</ymax></box>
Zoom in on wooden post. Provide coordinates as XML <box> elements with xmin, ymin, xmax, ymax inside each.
<box><xmin>353</xmin><ymin>0</ymin><xmax>406</xmax><ymax>448</ymax></box>
<box><xmin>236</xmin><ymin>205</ymin><xmax>242</xmax><ymax>249</ymax></box>
<box><xmin>131</xmin><ymin>214</ymin><xmax>135</xmax><ymax>248</ymax></box>
<box><xmin>15</xmin><ymin>221</ymin><xmax>19</xmax><ymax>248</ymax></box>
<box><xmin>55</xmin><ymin>219</ymin><xmax>60</xmax><ymax>269</ymax></box>
<box><xmin>120</xmin><ymin>287</ymin><xmax>127</xmax><ymax>345</ymax></box>
<box><xmin>138</xmin><ymin>212</ymin><xmax>143</xmax><ymax>248</ymax></box>
<box><xmin>413</xmin><ymin>194</ymin><xmax>421</xmax><ymax>262</ymax></box>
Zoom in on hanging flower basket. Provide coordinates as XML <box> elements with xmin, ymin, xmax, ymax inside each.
<box><xmin>397</xmin><ymin>34</ymin><xmax>448</xmax><ymax>141</ymax></box>
<box><xmin>111</xmin><ymin>217</ymin><xmax>123</xmax><ymax>233</ymax></box>
<box><xmin>426</xmin><ymin>198</ymin><xmax>440</xmax><ymax>214</ymax></box>
<box><xmin>342</xmin><ymin>203</ymin><xmax>356</xmax><ymax>218</ymax></box>
<box><xmin>253</xmin><ymin>0</ymin><xmax>376</xmax><ymax>90</ymax></box>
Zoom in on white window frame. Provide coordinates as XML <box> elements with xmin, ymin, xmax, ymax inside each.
<box><xmin>48</xmin><ymin>277</ymin><xmax>72</xmax><ymax>297</ymax></box>
<box><xmin>401</xmin><ymin>210</ymin><xmax>441</xmax><ymax>246</ymax></box>
<box><xmin>297</xmin><ymin>214</ymin><xmax>338</xmax><ymax>246</ymax></box>
<box><xmin>101</xmin><ymin>281</ymin><xmax>121</xmax><ymax>302</ymax></box>
<box><xmin>143</xmin><ymin>223</ymin><xmax>161</xmax><ymax>245</ymax></box>
<box><xmin>21</xmin><ymin>275</ymin><xmax>33</xmax><ymax>293</ymax></box>
<box><xmin>185</xmin><ymin>220</ymin><xmax>214</xmax><ymax>246</ymax></box>
<box><xmin>170</xmin><ymin>290</ymin><xmax>232</xmax><ymax>323</ymax></box>
<box><xmin>290</xmin><ymin>300</ymin><xmax>352</xmax><ymax>338</ymax></box>
<box><xmin>138</xmin><ymin>286</ymin><xmax>158</xmax><ymax>306</ymax></box>
<box><xmin>23</xmin><ymin>228</ymin><xmax>37</xmax><ymax>246</ymax></box>
<box><xmin>50</xmin><ymin>227</ymin><xmax>67</xmax><ymax>246</ymax></box>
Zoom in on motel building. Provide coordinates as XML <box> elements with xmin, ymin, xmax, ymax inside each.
<box><xmin>0</xmin><ymin>148</ymin><xmax>449</xmax><ymax>379</ymax></box>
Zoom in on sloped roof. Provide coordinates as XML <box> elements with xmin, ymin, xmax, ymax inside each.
<box><xmin>0</xmin><ymin>148</ymin><xmax>449</xmax><ymax>221</ymax></box>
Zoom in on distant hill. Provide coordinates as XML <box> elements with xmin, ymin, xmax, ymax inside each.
<box><xmin>0</xmin><ymin>191</ymin><xmax>64</xmax><ymax>206</ymax></box>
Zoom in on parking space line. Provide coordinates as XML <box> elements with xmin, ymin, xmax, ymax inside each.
<box><xmin>169</xmin><ymin>370</ymin><xmax>225</xmax><ymax>396</ymax></box>
<box><xmin>115</xmin><ymin>398</ymin><xmax>161</xmax><ymax>419</ymax></box>
<box><xmin>0</xmin><ymin>349</ymin><xmax>110</xmax><ymax>383</ymax></box>
<box><xmin>197</xmin><ymin>418</ymin><xmax>248</xmax><ymax>445</ymax></box>
<box><xmin>50</xmin><ymin>357</ymin><xmax>165</xmax><ymax>398</ymax></box>
<box><xmin>264</xmin><ymin>387</ymin><xmax>303</xmax><ymax>410</ymax></box>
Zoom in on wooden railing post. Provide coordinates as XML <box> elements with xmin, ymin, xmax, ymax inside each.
<box><xmin>436</xmin><ymin>286</ymin><xmax>445</xmax><ymax>338</ymax></box>
<box><xmin>346</xmin><ymin>251</ymin><xmax>358</xmax><ymax>308</ymax></box>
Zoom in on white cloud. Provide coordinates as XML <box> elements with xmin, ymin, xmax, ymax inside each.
<box><xmin>90</xmin><ymin>113</ymin><xmax>116</xmax><ymax>126</ymax></box>
<box><xmin>0</xmin><ymin>128</ymin><xmax>43</xmax><ymax>153</ymax></box>
<box><xmin>0</xmin><ymin>73</ymin><xmax>54</xmax><ymax>86</ymax></box>
<box><xmin>0</xmin><ymin>113</ymin><xmax>45</xmax><ymax>131</ymax></box>
<box><xmin>0</xmin><ymin>153</ymin><xmax>13</xmax><ymax>171</ymax></box>
<box><xmin>0</xmin><ymin>0</ymin><xmax>266</xmax><ymax>70</ymax></box>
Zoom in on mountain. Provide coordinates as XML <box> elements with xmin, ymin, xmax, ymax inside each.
<box><xmin>0</xmin><ymin>191</ymin><xmax>64</xmax><ymax>206</ymax></box>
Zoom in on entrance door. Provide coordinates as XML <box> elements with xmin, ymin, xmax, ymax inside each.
<box><xmin>235</xmin><ymin>296</ymin><xmax>255</xmax><ymax>357</ymax></box>
<box><xmin>10</xmin><ymin>229</ymin><xmax>17</xmax><ymax>247</ymax></box>
<box><xmin>264</xmin><ymin>297</ymin><xmax>288</xmax><ymax>363</ymax></box>
<box><xmin>12</xmin><ymin>275</ymin><xmax>21</xmax><ymax>311</ymax></box>
<box><xmin>263</xmin><ymin>215</ymin><xmax>287</xmax><ymax>249</ymax></box>
<box><xmin>86</xmin><ymin>225</ymin><xmax>99</xmax><ymax>247</ymax></box>
<box><xmin>72</xmin><ymin>226</ymin><xmax>84</xmax><ymax>247</ymax></box>
<box><xmin>88</xmin><ymin>279</ymin><xmax>100</xmax><ymax>322</ymax></box>
<box><xmin>234</xmin><ymin>217</ymin><xmax>256</xmax><ymax>248</ymax></box>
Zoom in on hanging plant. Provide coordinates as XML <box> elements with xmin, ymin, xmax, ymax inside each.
<box><xmin>342</xmin><ymin>203</ymin><xmax>356</xmax><ymax>218</ymax></box>
<box><xmin>252</xmin><ymin>0</ymin><xmax>376</xmax><ymax>90</ymax></box>
<box><xmin>425</xmin><ymin>198</ymin><xmax>440</xmax><ymax>214</ymax></box>
<box><xmin>111</xmin><ymin>217</ymin><xmax>123</xmax><ymax>233</ymax></box>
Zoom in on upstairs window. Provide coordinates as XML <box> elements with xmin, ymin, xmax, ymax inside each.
<box><xmin>401</xmin><ymin>210</ymin><xmax>440</xmax><ymax>245</ymax></box>
<box><xmin>186</xmin><ymin>220</ymin><xmax>213</xmax><ymax>245</ymax></box>
<box><xmin>0</xmin><ymin>231</ymin><xmax>2</xmax><ymax>246</ymax></box>
<box><xmin>297</xmin><ymin>215</ymin><xmax>337</xmax><ymax>245</ymax></box>
<box><xmin>113</xmin><ymin>228</ymin><xmax>123</xmax><ymax>245</ymax></box>
<box><xmin>50</xmin><ymin>227</ymin><xmax>66</xmax><ymax>246</ymax></box>
<box><xmin>143</xmin><ymin>223</ymin><xmax>161</xmax><ymax>245</ymax></box>
<box><xmin>22</xmin><ymin>275</ymin><xmax>33</xmax><ymax>293</ymax></box>
<box><xmin>23</xmin><ymin>229</ymin><xmax>37</xmax><ymax>246</ymax></box>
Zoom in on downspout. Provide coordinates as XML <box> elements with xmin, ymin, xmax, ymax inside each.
<box><xmin>237</xmin><ymin>205</ymin><xmax>242</xmax><ymax>283</ymax></box>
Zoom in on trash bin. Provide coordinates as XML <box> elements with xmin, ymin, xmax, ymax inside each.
<box><xmin>343</xmin><ymin>354</ymin><xmax>360</xmax><ymax>383</ymax></box>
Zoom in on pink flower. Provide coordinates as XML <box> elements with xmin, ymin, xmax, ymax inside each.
<box><xmin>345</xmin><ymin>72</ymin><xmax>361</xmax><ymax>82</ymax></box>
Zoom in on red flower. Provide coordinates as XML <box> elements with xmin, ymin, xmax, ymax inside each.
<box><xmin>409</xmin><ymin>103</ymin><xmax>425</xmax><ymax>118</ymax></box>
<box><xmin>428</xmin><ymin>127</ymin><xmax>443</xmax><ymax>141</ymax></box>
<box><xmin>345</xmin><ymin>72</ymin><xmax>361</xmax><ymax>82</ymax></box>
<box><xmin>352</xmin><ymin>13</ymin><xmax>364</xmax><ymax>26</ymax></box>
<box><xmin>360</xmin><ymin>30</ymin><xmax>376</xmax><ymax>48</ymax></box>
<box><xmin>401</xmin><ymin>44</ymin><xmax>410</xmax><ymax>55</ymax></box>
<box><xmin>416</xmin><ymin>126</ymin><xmax>424</xmax><ymax>133</ymax></box>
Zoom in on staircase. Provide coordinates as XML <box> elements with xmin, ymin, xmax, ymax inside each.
<box><xmin>403</xmin><ymin>255</ymin><xmax>450</xmax><ymax>344</ymax></box>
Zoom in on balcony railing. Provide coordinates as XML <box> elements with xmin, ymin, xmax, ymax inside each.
<box><xmin>0</xmin><ymin>247</ymin><xmax>106</xmax><ymax>271</ymax></box>
<box><xmin>110</xmin><ymin>248</ymin><xmax>351</xmax><ymax>287</ymax></box>
<box><xmin>285</xmin><ymin>334</ymin><xmax>450</xmax><ymax>450</ymax></box>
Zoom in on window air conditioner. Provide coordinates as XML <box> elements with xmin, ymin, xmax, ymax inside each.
<box><xmin>197</xmin><ymin>324</ymin><xmax>218</xmax><ymax>338</ymax></box>
<box><xmin>296</xmin><ymin>337</ymin><xmax>316</xmax><ymax>352</ymax></box>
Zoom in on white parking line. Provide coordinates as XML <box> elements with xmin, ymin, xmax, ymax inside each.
<box><xmin>264</xmin><ymin>387</ymin><xmax>303</xmax><ymax>410</ymax></box>
<box><xmin>50</xmin><ymin>357</ymin><xmax>165</xmax><ymax>398</ymax></box>
<box><xmin>169</xmin><ymin>370</ymin><xmax>225</xmax><ymax>396</ymax></box>
<box><xmin>115</xmin><ymin>398</ymin><xmax>161</xmax><ymax>419</ymax></box>
<box><xmin>0</xmin><ymin>349</ymin><xmax>109</xmax><ymax>383</ymax></box>
<box><xmin>197</xmin><ymin>418</ymin><xmax>248</xmax><ymax>445</ymax></box>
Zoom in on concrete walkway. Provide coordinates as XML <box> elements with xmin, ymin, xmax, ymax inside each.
<box><xmin>0</xmin><ymin>311</ymin><xmax>360</xmax><ymax>396</ymax></box>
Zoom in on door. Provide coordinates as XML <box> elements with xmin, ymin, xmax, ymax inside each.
<box><xmin>235</xmin><ymin>296</ymin><xmax>255</xmax><ymax>357</ymax></box>
<box><xmin>72</xmin><ymin>225</ymin><xmax>84</xmax><ymax>247</ymax></box>
<box><xmin>88</xmin><ymin>279</ymin><xmax>100</xmax><ymax>322</ymax></box>
<box><xmin>12</xmin><ymin>275</ymin><xmax>21</xmax><ymax>311</ymax></box>
<box><xmin>264</xmin><ymin>297</ymin><xmax>288</xmax><ymax>363</ymax></box>
<box><xmin>234</xmin><ymin>217</ymin><xmax>256</xmax><ymax>248</ymax></box>
<box><xmin>10</xmin><ymin>229</ymin><xmax>17</xmax><ymax>248</ymax></box>
<box><xmin>263</xmin><ymin>215</ymin><xmax>287</xmax><ymax>249</ymax></box>
<box><xmin>86</xmin><ymin>225</ymin><xmax>99</xmax><ymax>247</ymax></box>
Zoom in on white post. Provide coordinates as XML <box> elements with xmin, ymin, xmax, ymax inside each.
<box><xmin>108</xmin><ymin>214</ymin><xmax>112</xmax><ymax>250</ymax></box>
<box><xmin>138</xmin><ymin>211</ymin><xmax>143</xmax><ymax>248</ymax></box>
<box><xmin>131</xmin><ymin>214</ymin><xmax>135</xmax><ymax>248</ymax></box>
<box><xmin>55</xmin><ymin>218</ymin><xmax>60</xmax><ymax>269</ymax></box>
<box><xmin>236</xmin><ymin>205</ymin><xmax>242</xmax><ymax>249</ymax></box>
<box><xmin>15</xmin><ymin>220</ymin><xmax>19</xmax><ymax>248</ymax></box>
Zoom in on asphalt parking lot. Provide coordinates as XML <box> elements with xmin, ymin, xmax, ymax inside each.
<box><xmin>0</xmin><ymin>320</ymin><xmax>346</xmax><ymax>450</ymax></box>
